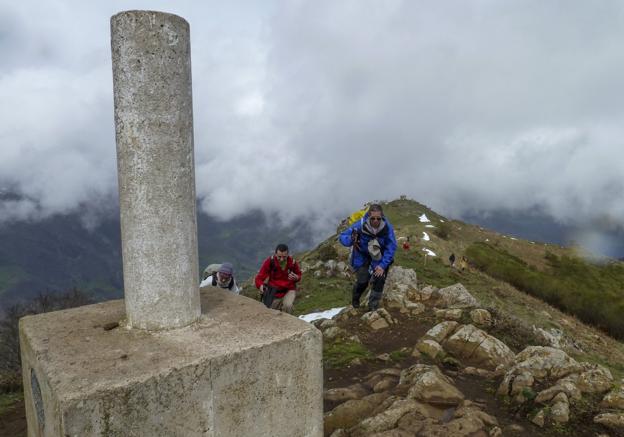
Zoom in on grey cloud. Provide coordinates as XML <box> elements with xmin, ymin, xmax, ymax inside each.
<box><xmin>1</xmin><ymin>1</ymin><xmax>624</xmax><ymax>236</ymax></box>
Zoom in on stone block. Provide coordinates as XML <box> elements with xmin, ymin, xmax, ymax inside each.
<box><xmin>20</xmin><ymin>289</ymin><xmax>322</xmax><ymax>436</ymax></box>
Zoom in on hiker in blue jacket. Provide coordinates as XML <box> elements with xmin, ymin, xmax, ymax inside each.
<box><xmin>339</xmin><ymin>203</ymin><xmax>397</xmax><ymax>311</ymax></box>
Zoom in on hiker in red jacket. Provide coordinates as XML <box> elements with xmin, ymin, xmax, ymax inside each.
<box><xmin>255</xmin><ymin>243</ymin><xmax>302</xmax><ymax>314</ymax></box>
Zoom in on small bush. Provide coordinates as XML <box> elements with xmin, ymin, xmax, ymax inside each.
<box><xmin>318</xmin><ymin>244</ymin><xmax>338</xmax><ymax>262</ymax></box>
<box><xmin>433</xmin><ymin>221</ymin><xmax>452</xmax><ymax>240</ymax></box>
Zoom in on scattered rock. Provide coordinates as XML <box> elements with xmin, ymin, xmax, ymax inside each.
<box><xmin>489</xmin><ymin>426</ymin><xmax>503</xmax><ymax>437</ymax></box>
<box><xmin>324</xmin><ymin>326</ymin><xmax>349</xmax><ymax>339</ymax></box>
<box><xmin>534</xmin><ymin>380</ymin><xmax>581</xmax><ymax>403</ymax></box>
<box><xmin>377</xmin><ymin>353</ymin><xmax>392</xmax><ymax>362</ymax></box>
<box><xmin>407</xmin><ymin>285</ymin><xmax>436</xmax><ymax>302</ymax></box>
<box><xmin>498</xmin><ymin>346</ymin><xmax>582</xmax><ymax>396</ymax></box>
<box><xmin>400</xmin><ymin>364</ymin><xmax>465</xmax><ymax>406</ymax></box>
<box><xmin>325</xmin><ymin>384</ymin><xmax>371</xmax><ymax>403</ymax></box>
<box><xmin>431</xmin><ymin>283</ymin><xmax>479</xmax><ymax>309</ymax></box>
<box><xmin>423</xmin><ymin>321</ymin><xmax>459</xmax><ymax>343</ymax></box>
<box><xmin>576</xmin><ymin>363</ymin><xmax>614</xmax><ymax>394</ymax></box>
<box><xmin>594</xmin><ymin>412</ymin><xmax>624</xmax><ymax>430</ymax></box>
<box><xmin>319</xmin><ymin>319</ymin><xmax>337</xmax><ymax>330</ymax></box>
<box><xmin>470</xmin><ymin>309</ymin><xmax>492</xmax><ymax>327</ymax></box>
<box><xmin>601</xmin><ymin>386</ymin><xmax>624</xmax><ymax>410</ymax></box>
<box><xmin>434</xmin><ymin>308</ymin><xmax>463</xmax><ymax>321</ymax></box>
<box><xmin>532</xmin><ymin>326</ymin><xmax>566</xmax><ymax>349</ymax></box>
<box><xmin>509</xmin><ymin>371</ymin><xmax>534</xmax><ymax>397</ymax></box>
<box><xmin>444</xmin><ymin>324</ymin><xmax>515</xmax><ymax>370</ymax></box>
<box><xmin>550</xmin><ymin>392</ymin><xmax>570</xmax><ymax>423</ymax></box>
<box><xmin>373</xmin><ymin>377</ymin><xmax>399</xmax><ymax>393</ymax></box>
<box><xmin>416</xmin><ymin>340</ymin><xmax>443</xmax><ymax>359</ymax></box>
<box><xmin>324</xmin><ymin>393</ymin><xmax>390</xmax><ymax>435</ymax></box>
<box><xmin>362</xmin><ymin>309</ymin><xmax>396</xmax><ymax>330</ymax></box>
<box><xmin>461</xmin><ymin>367</ymin><xmax>494</xmax><ymax>378</ymax></box>
<box><xmin>531</xmin><ymin>409</ymin><xmax>545</xmax><ymax>427</ymax></box>
<box><xmin>350</xmin><ymin>398</ymin><xmax>424</xmax><ymax>436</ymax></box>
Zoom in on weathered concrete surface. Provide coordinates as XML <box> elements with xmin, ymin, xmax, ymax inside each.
<box><xmin>111</xmin><ymin>10</ymin><xmax>200</xmax><ymax>330</ymax></box>
<box><xmin>20</xmin><ymin>289</ymin><xmax>323</xmax><ymax>436</ymax></box>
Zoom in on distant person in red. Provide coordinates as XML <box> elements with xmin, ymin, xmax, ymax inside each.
<box><xmin>402</xmin><ymin>236</ymin><xmax>410</xmax><ymax>251</ymax></box>
<box><xmin>255</xmin><ymin>243</ymin><xmax>302</xmax><ymax>314</ymax></box>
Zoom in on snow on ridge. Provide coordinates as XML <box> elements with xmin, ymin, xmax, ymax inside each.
<box><xmin>425</xmin><ymin>224</ymin><xmax>435</xmax><ymax>228</ymax></box>
<box><xmin>299</xmin><ymin>307</ymin><xmax>346</xmax><ymax>323</ymax></box>
<box><xmin>422</xmin><ymin>248</ymin><xmax>437</xmax><ymax>256</ymax></box>
<box><xmin>419</xmin><ymin>214</ymin><xmax>430</xmax><ymax>223</ymax></box>
<box><xmin>422</xmin><ymin>232</ymin><xmax>430</xmax><ymax>241</ymax></box>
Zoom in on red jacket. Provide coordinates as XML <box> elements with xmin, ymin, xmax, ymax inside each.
<box><xmin>254</xmin><ymin>255</ymin><xmax>301</xmax><ymax>298</ymax></box>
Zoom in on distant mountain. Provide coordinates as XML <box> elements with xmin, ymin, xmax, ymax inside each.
<box><xmin>0</xmin><ymin>207</ymin><xmax>316</xmax><ymax>312</ymax></box>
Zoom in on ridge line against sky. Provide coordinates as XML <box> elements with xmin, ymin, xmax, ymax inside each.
<box><xmin>1</xmin><ymin>1</ymin><xmax>624</xmax><ymax>237</ymax></box>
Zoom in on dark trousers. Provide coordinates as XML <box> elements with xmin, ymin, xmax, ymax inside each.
<box><xmin>352</xmin><ymin>264</ymin><xmax>388</xmax><ymax>311</ymax></box>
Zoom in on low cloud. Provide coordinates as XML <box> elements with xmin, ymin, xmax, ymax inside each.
<box><xmin>2</xmin><ymin>1</ymin><xmax>624</xmax><ymax>236</ymax></box>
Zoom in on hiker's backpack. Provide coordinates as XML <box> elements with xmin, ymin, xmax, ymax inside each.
<box><xmin>203</xmin><ymin>263</ymin><xmax>222</xmax><ymax>280</ymax></box>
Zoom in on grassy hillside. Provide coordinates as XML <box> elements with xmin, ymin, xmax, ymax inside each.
<box><xmin>292</xmin><ymin>198</ymin><xmax>624</xmax><ymax>377</ymax></box>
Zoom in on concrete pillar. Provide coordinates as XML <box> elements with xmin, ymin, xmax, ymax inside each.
<box><xmin>111</xmin><ymin>10</ymin><xmax>200</xmax><ymax>329</ymax></box>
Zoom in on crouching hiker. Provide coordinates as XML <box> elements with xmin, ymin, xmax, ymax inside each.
<box><xmin>254</xmin><ymin>244</ymin><xmax>302</xmax><ymax>314</ymax></box>
<box><xmin>339</xmin><ymin>204</ymin><xmax>397</xmax><ymax>311</ymax></box>
<box><xmin>200</xmin><ymin>262</ymin><xmax>240</xmax><ymax>294</ymax></box>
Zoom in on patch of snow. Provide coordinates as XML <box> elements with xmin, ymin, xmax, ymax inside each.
<box><xmin>422</xmin><ymin>248</ymin><xmax>437</xmax><ymax>257</ymax></box>
<box><xmin>397</xmin><ymin>236</ymin><xmax>407</xmax><ymax>241</ymax></box>
<box><xmin>419</xmin><ymin>214</ymin><xmax>430</xmax><ymax>223</ymax></box>
<box><xmin>425</xmin><ymin>224</ymin><xmax>435</xmax><ymax>228</ymax></box>
<box><xmin>485</xmin><ymin>238</ymin><xmax>489</xmax><ymax>242</ymax></box>
<box><xmin>510</xmin><ymin>237</ymin><xmax>517</xmax><ymax>240</ymax></box>
<box><xmin>299</xmin><ymin>307</ymin><xmax>346</xmax><ymax>323</ymax></box>
<box><xmin>440</xmin><ymin>219</ymin><xmax>445</xmax><ymax>223</ymax></box>
<box><xmin>422</xmin><ymin>232</ymin><xmax>430</xmax><ymax>241</ymax></box>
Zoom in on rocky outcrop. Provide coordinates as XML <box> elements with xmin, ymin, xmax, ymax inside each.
<box><xmin>443</xmin><ymin>324</ymin><xmax>515</xmax><ymax>370</ymax></box>
<box><xmin>362</xmin><ymin>309</ymin><xmax>396</xmax><ymax>330</ymax></box>
<box><xmin>430</xmin><ymin>283</ymin><xmax>479</xmax><ymax>309</ymax></box>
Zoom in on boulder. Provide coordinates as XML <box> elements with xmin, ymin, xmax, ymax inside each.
<box><xmin>434</xmin><ymin>308</ymin><xmax>463</xmax><ymax>321</ymax></box>
<box><xmin>423</xmin><ymin>321</ymin><xmax>459</xmax><ymax>343</ymax></box>
<box><xmin>550</xmin><ymin>392</ymin><xmax>570</xmax><ymax>423</ymax></box>
<box><xmin>403</xmin><ymin>301</ymin><xmax>426</xmax><ymax>315</ymax></box>
<box><xmin>319</xmin><ymin>319</ymin><xmax>337</xmax><ymax>330</ymax></box>
<box><xmin>416</xmin><ymin>340</ymin><xmax>444</xmax><ymax>359</ymax></box>
<box><xmin>594</xmin><ymin>412</ymin><xmax>624</xmax><ymax>429</ymax></box>
<box><xmin>385</xmin><ymin>266</ymin><xmax>418</xmax><ymax>290</ymax></box>
<box><xmin>362</xmin><ymin>312</ymin><xmax>390</xmax><ymax>330</ymax></box>
<box><xmin>532</xmin><ymin>326</ymin><xmax>565</xmax><ymax>349</ymax></box>
<box><xmin>431</xmin><ymin>283</ymin><xmax>479</xmax><ymax>309</ymax></box>
<box><xmin>470</xmin><ymin>309</ymin><xmax>492</xmax><ymax>326</ymax></box>
<box><xmin>509</xmin><ymin>371</ymin><xmax>534</xmax><ymax>396</ymax></box>
<box><xmin>325</xmin><ymin>383</ymin><xmax>371</xmax><ymax>403</ymax></box>
<box><xmin>534</xmin><ymin>380</ymin><xmax>581</xmax><ymax>403</ymax></box>
<box><xmin>324</xmin><ymin>393</ymin><xmax>390</xmax><ymax>435</ymax></box>
<box><xmin>407</xmin><ymin>285</ymin><xmax>436</xmax><ymax>302</ymax></box>
<box><xmin>498</xmin><ymin>346</ymin><xmax>582</xmax><ymax>396</ymax></box>
<box><xmin>576</xmin><ymin>363</ymin><xmax>613</xmax><ymax>394</ymax></box>
<box><xmin>349</xmin><ymin>398</ymin><xmax>424</xmax><ymax>436</ymax></box>
<box><xmin>400</xmin><ymin>364</ymin><xmax>465</xmax><ymax>406</ymax></box>
<box><xmin>601</xmin><ymin>386</ymin><xmax>624</xmax><ymax>410</ymax></box>
<box><xmin>531</xmin><ymin>409</ymin><xmax>545</xmax><ymax>427</ymax></box>
<box><xmin>373</xmin><ymin>377</ymin><xmax>399</xmax><ymax>393</ymax></box>
<box><xmin>324</xmin><ymin>326</ymin><xmax>348</xmax><ymax>339</ymax></box>
<box><xmin>443</xmin><ymin>325</ymin><xmax>515</xmax><ymax>370</ymax></box>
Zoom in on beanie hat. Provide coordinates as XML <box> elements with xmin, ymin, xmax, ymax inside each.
<box><xmin>218</xmin><ymin>262</ymin><xmax>234</xmax><ymax>276</ymax></box>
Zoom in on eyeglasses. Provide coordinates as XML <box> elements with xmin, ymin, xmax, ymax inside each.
<box><xmin>370</xmin><ymin>217</ymin><xmax>382</xmax><ymax>222</ymax></box>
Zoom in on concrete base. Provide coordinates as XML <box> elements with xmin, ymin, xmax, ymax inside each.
<box><xmin>20</xmin><ymin>289</ymin><xmax>323</xmax><ymax>436</ymax></box>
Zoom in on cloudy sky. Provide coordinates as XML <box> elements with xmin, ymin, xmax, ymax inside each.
<box><xmin>2</xmin><ymin>1</ymin><xmax>624</xmax><ymax>235</ymax></box>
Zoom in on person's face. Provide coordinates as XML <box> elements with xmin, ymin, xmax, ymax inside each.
<box><xmin>369</xmin><ymin>211</ymin><xmax>383</xmax><ymax>228</ymax></box>
<box><xmin>275</xmin><ymin>250</ymin><xmax>289</xmax><ymax>261</ymax></box>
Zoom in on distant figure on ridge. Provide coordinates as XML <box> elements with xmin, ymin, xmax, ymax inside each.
<box><xmin>449</xmin><ymin>253</ymin><xmax>456</xmax><ymax>268</ymax></box>
<box><xmin>402</xmin><ymin>236</ymin><xmax>411</xmax><ymax>251</ymax></box>
<box><xmin>339</xmin><ymin>204</ymin><xmax>397</xmax><ymax>312</ymax></box>
<box><xmin>255</xmin><ymin>244</ymin><xmax>302</xmax><ymax>314</ymax></box>
<box><xmin>201</xmin><ymin>262</ymin><xmax>240</xmax><ymax>293</ymax></box>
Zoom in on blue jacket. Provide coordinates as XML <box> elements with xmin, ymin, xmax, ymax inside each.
<box><xmin>339</xmin><ymin>214</ymin><xmax>397</xmax><ymax>270</ymax></box>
